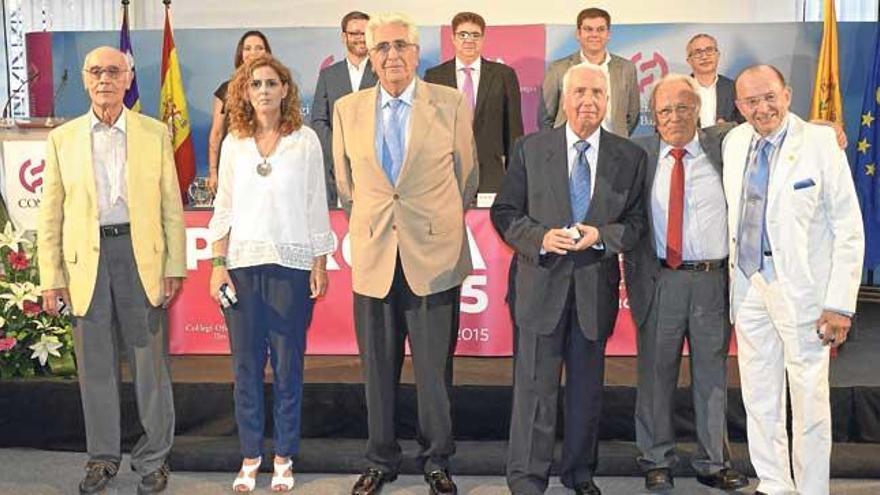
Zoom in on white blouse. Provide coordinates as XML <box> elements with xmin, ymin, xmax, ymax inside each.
<box><xmin>208</xmin><ymin>126</ymin><xmax>335</xmax><ymax>270</ymax></box>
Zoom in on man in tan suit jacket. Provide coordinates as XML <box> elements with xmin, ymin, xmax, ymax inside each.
<box><xmin>37</xmin><ymin>47</ymin><xmax>185</xmax><ymax>495</ymax></box>
<box><xmin>333</xmin><ymin>12</ymin><xmax>478</xmax><ymax>495</ymax></box>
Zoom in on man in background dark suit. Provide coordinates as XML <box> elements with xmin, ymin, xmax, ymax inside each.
<box><xmin>310</xmin><ymin>10</ymin><xmax>379</xmax><ymax>206</ymax></box>
<box><xmin>492</xmin><ymin>62</ymin><xmax>646</xmax><ymax>495</ymax></box>
<box><xmin>626</xmin><ymin>73</ymin><xmax>746</xmax><ymax>492</ymax></box>
<box><xmin>685</xmin><ymin>33</ymin><xmax>744</xmax><ymax>127</ymax></box>
<box><xmin>425</xmin><ymin>11</ymin><xmax>523</xmax><ymax>194</ymax></box>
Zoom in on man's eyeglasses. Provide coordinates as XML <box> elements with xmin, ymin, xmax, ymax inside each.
<box><xmin>83</xmin><ymin>66</ymin><xmax>129</xmax><ymax>80</ymax></box>
<box><xmin>371</xmin><ymin>39</ymin><xmax>417</xmax><ymax>55</ymax></box>
<box><xmin>455</xmin><ymin>31</ymin><xmax>483</xmax><ymax>41</ymax></box>
<box><xmin>655</xmin><ymin>104</ymin><xmax>696</xmax><ymax>120</ymax></box>
<box><xmin>688</xmin><ymin>47</ymin><xmax>718</xmax><ymax>59</ymax></box>
<box><xmin>579</xmin><ymin>25</ymin><xmax>608</xmax><ymax>34</ymax></box>
<box><xmin>344</xmin><ymin>31</ymin><xmax>365</xmax><ymax>38</ymax></box>
<box><xmin>736</xmin><ymin>92</ymin><xmax>780</xmax><ymax>109</ymax></box>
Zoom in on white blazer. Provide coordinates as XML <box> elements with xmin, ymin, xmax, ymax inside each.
<box><xmin>722</xmin><ymin>114</ymin><xmax>864</xmax><ymax>324</ymax></box>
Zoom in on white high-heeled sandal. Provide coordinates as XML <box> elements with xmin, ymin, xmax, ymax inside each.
<box><xmin>271</xmin><ymin>458</ymin><xmax>295</xmax><ymax>492</ymax></box>
<box><xmin>232</xmin><ymin>457</ymin><xmax>261</xmax><ymax>492</ymax></box>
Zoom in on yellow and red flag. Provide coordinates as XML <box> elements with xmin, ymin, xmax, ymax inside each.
<box><xmin>809</xmin><ymin>0</ymin><xmax>843</xmax><ymax>124</ymax></box>
<box><xmin>159</xmin><ymin>4</ymin><xmax>195</xmax><ymax>203</ymax></box>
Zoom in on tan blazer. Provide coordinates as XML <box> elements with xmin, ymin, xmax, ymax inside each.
<box><xmin>37</xmin><ymin>109</ymin><xmax>187</xmax><ymax>316</ymax></box>
<box><xmin>333</xmin><ymin>79</ymin><xmax>479</xmax><ymax>298</ymax></box>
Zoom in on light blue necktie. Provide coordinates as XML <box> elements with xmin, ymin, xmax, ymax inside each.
<box><xmin>381</xmin><ymin>98</ymin><xmax>405</xmax><ymax>184</ymax></box>
<box><xmin>737</xmin><ymin>139</ymin><xmax>772</xmax><ymax>277</ymax></box>
<box><xmin>570</xmin><ymin>140</ymin><xmax>592</xmax><ymax>223</ymax></box>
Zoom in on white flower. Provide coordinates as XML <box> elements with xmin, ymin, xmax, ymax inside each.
<box><xmin>0</xmin><ymin>315</ymin><xmax>5</xmax><ymax>328</ymax></box>
<box><xmin>0</xmin><ymin>222</ymin><xmax>31</xmax><ymax>252</ymax></box>
<box><xmin>29</xmin><ymin>334</ymin><xmax>62</xmax><ymax>366</ymax></box>
<box><xmin>0</xmin><ymin>281</ymin><xmax>39</xmax><ymax>311</ymax></box>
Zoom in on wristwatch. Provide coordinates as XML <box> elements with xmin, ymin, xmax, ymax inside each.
<box><xmin>212</xmin><ymin>256</ymin><xmax>227</xmax><ymax>267</ymax></box>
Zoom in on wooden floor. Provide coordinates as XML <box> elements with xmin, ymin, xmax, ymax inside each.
<box><xmin>159</xmin><ymin>355</ymin><xmax>742</xmax><ymax>387</ymax></box>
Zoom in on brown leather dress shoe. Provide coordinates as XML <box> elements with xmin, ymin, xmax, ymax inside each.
<box><xmin>79</xmin><ymin>460</ymin><xmax>119</xmax><ymax>494</ymax></box>
<box><xmin>425</xmin><ymin>470</ymin><xmax>458</xmax><ymax>495</ymax></box>
<box><xmin>351</xmin><ymin>468</ymin><xmax>397</xmax><ymax>495</ymax></box>
<box><xmin>137</xmin><ymin>462</ymin><xmax>170</xmax><ymax>494</ymax></box>
<box><xmin>696</xmin><ymin>468</ymin><xmax>749</xmax><ymax>490</ymax></box>
<box><xmin>645</xmin><ymin>468</ymin><xmax>674</xmax><ymax>491</ymax></box>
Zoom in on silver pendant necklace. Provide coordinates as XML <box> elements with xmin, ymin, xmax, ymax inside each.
<box><xmin>255</xmin><ymin>129</ymin><xmax>281</xmax><ymax>177</ymax></box>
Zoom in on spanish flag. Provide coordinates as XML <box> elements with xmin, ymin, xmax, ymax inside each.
<box><xmin>809</xmin><ymin>0</ymin><xmax>843</xmax><ymax>124</ymax></box>
<box><xmin>159</xmin><ymin>3</ymin><xmax>195</xmax><ymax>203</ymax></box>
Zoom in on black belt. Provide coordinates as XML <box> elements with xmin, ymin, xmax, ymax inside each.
<box><xmin>100</xmin><ymin>223</ymin><xmax>131</xmax><ymax>237</ymax></box>
<box><xmin>661</xmin><ymin>259</ymin><xmax>726</xmax><ymax>271</ymax></box>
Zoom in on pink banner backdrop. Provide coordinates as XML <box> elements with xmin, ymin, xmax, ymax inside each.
<box><xmin>25</xmin><ymin>32</ymin><xmax>54</xmax><ymax>117</ymax></box>
<box><xmin>439</xmin><ymin>24</ymin><xmax>545</xmax><ymax>134</ymax></box>
<box><xmin>169</xmin><ymin>210</ymin><xmax>639</xmax><ymax>356</ymax></box>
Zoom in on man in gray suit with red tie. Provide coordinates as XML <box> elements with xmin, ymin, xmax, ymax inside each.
<box><xmin>424</xmin><ymin>11</ymin><xmax>523</xmax><ymax>193</ymax></box>
<box><xmin>539</xmin><ymin>8</ymin><xmax>639</xmax><ymax>137</ymax></box>
<box><xmin>311</xmin><ymin>10</ymin><xmax>379</xmax><ymax>206</ymax></box>
<box><xmin>492</xmin><ymin>62</ymin><xmax>646</xmax><ymax>495</ymax></box>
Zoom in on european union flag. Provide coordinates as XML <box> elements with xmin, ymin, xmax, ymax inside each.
<box><xmin>855</xmin><ymin>31</ymin><xmax>880</xmax><ymax>269</ymax></box>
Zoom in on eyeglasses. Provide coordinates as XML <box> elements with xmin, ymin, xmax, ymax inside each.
<box><xmin>736</xmin><ymin>92</ymin><xmax>780</xmax><ymax>109</ymax></box>
<box><xmin>455</xmin><ymin>31</ymin><xmax>483</xmax><ymax>41</ymax></box>
<box><xmin>579</xmin><ymin>25</ymin><xmax>608</xmax><ymax>34</ymax></box>
<box><xmin>687</xmin><ymin>46</ymin><xmax>718</xmax><ymax>59</ymax></box>
<box><xmin>83</xmin><ymin>66</ymin><xmax>129</xmax><ymax>80</ymax></box>
<box><xmin>344</xmin><ymin>31</ymin><xmax>365</xmax><ymax>38</ymax></box>
<box><xmin>371</xmin><ymin>39</ymin><xmax>417</xmax><ymax>55</ymax></box>
<box><xmin>655</xmin><ymin>104</ymin><xmax>696</xmax><ymax>119</ymax></box>
<box><xmin>249</xmin><ymin>79</ymin><xmax>282</xmax><ymax>89</ymax></box>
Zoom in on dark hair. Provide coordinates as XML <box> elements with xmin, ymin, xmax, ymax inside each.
<box><xmin>341</xmin><ymin>11</ymin><xmax>370</xmax><ymax>32</ymax></box>
<box><xmin>227</xmin><ymin>54</ymin><xmax>303</xmax><ymax>138</ymax></box>
<box><xmin>234</xmin><ymin>31</ymin><xmax>272</xmax><ymax>68</ymax></box>
<box><xmin>576</xmin><ymin>8</ymin><xmax>611</xmax><ymax>29</ymax></box>
<box><xmin>734</xmin><ymin>64</ymin><xmax>787</xmax><ymax>93</ymax></box>
<box><xmin>451</xmin><ymin>12</ymin><xmax>486</xmax><ymax>33</ymax></box>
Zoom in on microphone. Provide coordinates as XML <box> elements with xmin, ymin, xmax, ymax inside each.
<box><xmin>45</xmin><ymin>69</ymin><xmax>68</xmax><ymax>127</ymax></box>
<box><xmin>1</xmin><ymin>68</ymin><xmax>40</xmax><ymax>125</ymax></box>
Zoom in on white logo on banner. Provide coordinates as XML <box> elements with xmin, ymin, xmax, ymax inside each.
<box><xmin>2</xmin><ymin>140</ymin><xmax>47</xmax><ymax>231</ymax></box>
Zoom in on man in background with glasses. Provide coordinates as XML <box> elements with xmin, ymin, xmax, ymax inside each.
<box><xmin>332</xmin><ymin>12</ymin><xmax>478</xmax><ymax>495</ymax></box>
<box><xmin>685</xmin><ymin>33</ymin><xmax>744</xmax><ymax>127</ymax></box>
<box><xmin>539</xmin><ymin>7</ymin><xmax>639</xmax><ymax>137</ymax></box>
<box><xmin>425</xmin><ymin>11</ymin><xmax>523</xmax><ymax>194</ymax></box>
<box><xmin>723</xmin><ymin>64</ymin><xmax>863</xmax><ymax>494</ymax></box>
<box><xmin>311</xmin><ymin>10</ymin><xmax>379</xmax><ymax>207</ymax></box>
<box><xmin>628</xmin><ymin>73</ymin><xmax>747</xmax><ymax>492</ymax></box>
<box><xmin>37</xmin><ymin>46</ymin><xmax>185</xmax><ymax>495</ymax></box>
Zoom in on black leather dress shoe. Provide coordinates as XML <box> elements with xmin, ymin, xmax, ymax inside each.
<box><xmin>574</xmin><ymin>479</ymin><xmax>602</xmax><ymax>495</ymax></box>
<box><xmin>137</xmin><ymin>462</ymin><xmax>170</xmax><ymax>494</ymax></box>
<box><xmin>425</xmin><ymin>470</ymin><xmax>458</xmax><ymax>494</ymax></box>
<box><xmin>696</xmin><ymin>468</ymin><xmax>749</xmax><ymax>490</ymax></box>
<box><xmin>79</xmin><ymin>460</ymin><xmax>119</xmax><ymax>494</ymax></box>
<box><xmin>645</xmin><ymin>468</ymin><xmax>674</xmax><ymax>491</ymax></box>
<box><xmin>352</xmin><ymin>468</ymin><xmax>397</xmax><ymax>495</ymax></box>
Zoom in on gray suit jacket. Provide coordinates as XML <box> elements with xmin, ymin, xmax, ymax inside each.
<box><xmin>538</xmin><ymin>51</ymin><xmax>640</xmax><ymax>137</ymax></box>
<box><xmin>491</xmin><ymin>127</ymin><xmax>647</xmax><ymax>340</ymax></box>
<box><xmin>626</xmin><ymin>124</ymin><xmax>733</xmax><ymax>327</ymax></box>
<box><xmin>310</xmin><ymin>58</ymin><xmax>378</xmax><ymax>206</ymax></box>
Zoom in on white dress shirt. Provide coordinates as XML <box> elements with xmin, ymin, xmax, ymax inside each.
<box><xmin>208</xmin><ymin>126</ymin><xmax>335</xmax><ymax>270</ymax></box>
<box><xmin>455</xmin><ymin>57</ymin><xmax>481</xmax><ymax>105</ymax></box>
<box><xmin>582</xmin><ymin>51</ymin><xmax>614</xmax><ymax>132</ymax></box>
<box><xmin>696</xmin><ymin>75</ymin><xmax>718</xmax><ymax>128</ymax></box>
<box><xmin>347</xmin><ymin>56</ymin><xmax>368</xmax><ymax>93</ymax></box>
<box><xmin>90</xmin><ymin>111</ymin><xmax>129</xmax><ymax>225</ymax></box>
<box><xmin>651</xmin><ymin>134</ymin><xmax>727</xmax><ymax>261</ymax></box>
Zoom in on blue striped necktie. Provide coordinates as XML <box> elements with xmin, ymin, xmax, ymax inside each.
<box><xmin>570</xmin><ymin>140</ymin><xmax>592</xmax><ymax>223</ymax></box>
<box><xmin>737</xmin><ymin>139</ymin><xmax>772</xmax><ymax>277</ymax></box>
<box><xmin>381</xmin><ymin>98</ymin><xmax>405</xmax><ymax>183</ymax></box>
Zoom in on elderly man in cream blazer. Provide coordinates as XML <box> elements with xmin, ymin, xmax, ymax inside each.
<box><xmin>38</xmin><ymin>46</ymin><xmax>185</xmax><ymax>495</ymax></box>
<box><xmin>723</xmin><ymin>64</ymin><xmax>863</xmax><ymax>495</ymax></box>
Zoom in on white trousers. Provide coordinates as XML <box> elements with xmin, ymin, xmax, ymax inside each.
<box><xmin>734</xmin><ymin>274</ymin><xmax>831</xmax><ymax>495</ymax></box>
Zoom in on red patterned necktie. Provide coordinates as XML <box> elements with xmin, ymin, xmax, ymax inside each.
<box><xmin>666</xmin><ymin>148</ymin><xmax>686</xmax><ymax>269</ymax></box>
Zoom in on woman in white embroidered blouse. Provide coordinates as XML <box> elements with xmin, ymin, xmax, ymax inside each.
<box><xmin>207</xmin><ymin>54</ymin><xmax>333</xmax><ymax>493</ymax></box>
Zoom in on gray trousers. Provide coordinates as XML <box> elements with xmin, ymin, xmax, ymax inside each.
<box><xmin>634</xmin><ymin>267</ymin><xmax>731</xmax><ymax>476</ymax></box>
<box><xmin>73</xmin><ymin>234</ymin><xmax>175</xmax><ymax>474</ymax></box>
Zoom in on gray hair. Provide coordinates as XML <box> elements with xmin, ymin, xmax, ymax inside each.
<box><xmin>686</xmin><ymin>33</ymin><xmax>718</xmax><ymax>55</ymax></box>
<box><xmin>365</xmin><ymin>12</ymin><xmax>420</xmax><ymax>50</ymax></box>
<box><xmin>561</xmin><ymin>62</ymin><xmax>608</xmax><ymax>95</ymax></box>
<box><xmin>82</xmin><ymin>46</ymin><xmax>132</xmax><ymax>70</ymax></box>
<box><xmin>649</xmin><ymin>73</ymin><xmax>702</xmax><ymax>113</ymax></box>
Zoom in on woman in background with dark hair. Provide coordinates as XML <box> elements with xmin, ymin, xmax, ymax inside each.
<box><xmin>207</xmin><ymin>30</ymin><xmax>272</xmax><ymax>194</ymax></box>
<box><xmin>208</xmin><ymin>54</ymin><xmax>332</xmax><ymax>492</ymax></box>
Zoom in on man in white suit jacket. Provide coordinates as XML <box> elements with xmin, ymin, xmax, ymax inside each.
<box><xmin>722</xmin><ymin>65</ymin><xmax>864</xmax><ymax>495</ymax></box>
